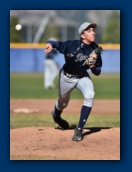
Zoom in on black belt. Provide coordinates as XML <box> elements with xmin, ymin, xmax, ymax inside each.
<box><xmin>63</xmin><ymin>71</ymin><xmax>83</xmax><ymax>79</ymax></box>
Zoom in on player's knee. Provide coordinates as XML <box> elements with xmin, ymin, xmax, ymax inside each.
<box><xmin>85</xmin><ymin>90</ymin><xmax>95</xmax><ymax>99</ymax></box>
<box><xmin>83</xmin><ymin>91</ymin><xmax>95</xmax><ymax>107</ymax></box>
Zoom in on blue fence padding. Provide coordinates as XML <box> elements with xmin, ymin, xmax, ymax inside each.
<box><xmin>10</xmin><ymin>48</ymin><xmax>120</xmax><ymax>73</ymax></box>
<box><xmin>10</xmin><ymin>49</ymin><xmax>44</xmax><ymax>72</ymax></box>
<box><xmin>101</xmin><ymin>49</ymin><xmax>120</xmax><ymax>73</ymax></box>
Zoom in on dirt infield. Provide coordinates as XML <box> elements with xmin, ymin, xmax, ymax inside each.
<box><xmin>10</xmin><ymin>99</ymin><xmax>120</xmax><ymax>115</ymax></box>
<box><xmin>10</xmin><ymin>127</ymin><xmax>120</xmax><ymax>160</ymax></box>
<box><xmin>10</xmin><ymin>99</ymin><xmax>120</xmax><ymax>160</ymax></box>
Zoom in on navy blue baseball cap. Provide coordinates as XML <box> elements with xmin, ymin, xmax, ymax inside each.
<box><xmin>78</xmin><ymin>22</ymin><xmax>97</xmax><ymax>34</ymax></box>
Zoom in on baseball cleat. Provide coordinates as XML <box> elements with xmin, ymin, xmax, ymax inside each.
<box><xmin>72</xmin><ymin>127</ymin><xmax>83</xmax><ymax>141</ymax></box>
<box><xmin>51</xmin><ymin>111</ymin><xmax>69</xmax><ymax>129</ymax></box>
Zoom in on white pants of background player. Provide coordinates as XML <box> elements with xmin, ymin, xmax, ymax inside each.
<box><xmin>44</xmin><ymin>59</ymin><xmax>59</xmax><ymax>89</ymax></box>
<box><xmin>56</xmin><ymin>69</ymin><xmax>95</xmax><ymax>110</ymax></box>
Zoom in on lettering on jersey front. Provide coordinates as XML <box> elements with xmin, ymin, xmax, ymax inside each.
<box><xmin>75</xmin><ymin>53</ymin><xmax>87</xmax><ymax>62</ymax></box>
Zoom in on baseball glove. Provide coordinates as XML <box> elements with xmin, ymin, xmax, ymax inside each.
<box><xmin>83</xmin><ymin>46</ymin><xmax>103</xmax><ymax>66</ymax></box>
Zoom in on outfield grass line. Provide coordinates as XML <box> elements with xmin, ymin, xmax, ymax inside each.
<box><xmin>10</xmin><ymin>73</ymin><xmax>120</xmax><ymax>99</ymax></box>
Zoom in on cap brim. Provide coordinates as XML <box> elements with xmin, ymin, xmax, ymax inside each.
<box><xmin>79</xmin><ymin>22</ymin><xmax>97</xmax><ymax>34</ymax></box>
<box><xmin>88</xmin><ymin>23</ymin><xmax>97</xmax><ymax>28</ymax></box>
<box><xmin>82</xmin><ymin>23</ymin><xmax>97</xmax><ymax>33</ymax></box>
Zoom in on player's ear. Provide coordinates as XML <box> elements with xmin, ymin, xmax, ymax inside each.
<box><xmin>80</xmin><ymin>33</ymin><xmax>85</xmax><ymax>39</ymax></box>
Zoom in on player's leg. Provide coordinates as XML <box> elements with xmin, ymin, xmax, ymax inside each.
<box><xmin>52</xmin><ymin>69</ymin><xmax>78</xmax><ymax>129</ymax></box>
<box><xmin>72</xmin><ymin>76</ymin><xmax>95</xmax><ymax>141</ymax></box>
<box><xmin>50</xmin><ymin>60</ymin><xmax>59</xmax><ymax>88</ymax></box>
<box><xmin>44</xmin><ymin>60</ymin><xmax>52</xmax><ymax>89</ymax></box>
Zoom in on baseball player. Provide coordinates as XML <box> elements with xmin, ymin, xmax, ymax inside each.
<box><xmin>44</xmin><ymin>38</ymin><xmax>59</xmax><ymax>89</ymax></box>
<box><xmin>44</xmin><ymin>22</ymin><xmax>102</xmax><ymax>141</ymax></box>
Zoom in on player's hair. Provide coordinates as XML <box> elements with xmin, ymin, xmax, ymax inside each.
<box><xmin>80</xmin><ymin>32</ymin><xmax>84</xmax><ymax>40</ymax></box>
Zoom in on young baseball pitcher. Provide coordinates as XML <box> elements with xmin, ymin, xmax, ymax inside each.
<box><xmin>44</xmin><ymin>22</ymin><xmax>103</xmax><ymax>141</ymax></box>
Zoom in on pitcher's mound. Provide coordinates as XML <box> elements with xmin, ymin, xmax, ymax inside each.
<box><xmin>10</xmin><ymin>127</ymin><xmax>120</xmax><ymax>160</ymax></box>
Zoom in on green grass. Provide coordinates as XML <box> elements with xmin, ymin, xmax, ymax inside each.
<box><xmin>91</xmin><ymin>74</ymin><xmax>120</xmax><ymax>99</ymax></box>
<box><xmin>10</xmin><ymin>113</ymin><xmax>120</xmax><ymax>129</ymax></box>
<box><xmin>10</xmin><ymin>73</ymin><xmax>120</xmax><ymax>99</ymax></box>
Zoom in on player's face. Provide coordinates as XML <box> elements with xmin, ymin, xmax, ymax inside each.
<box><xmin>81</xmin><ymin>27</ymin><xmax>95</xmax><ymax>44</ymax></box>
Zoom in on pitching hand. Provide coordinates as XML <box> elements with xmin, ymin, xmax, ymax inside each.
<box><xmin>44</xmin><ymin>43</ymin><xmax>53</xmax><ymax>53</ymax></box>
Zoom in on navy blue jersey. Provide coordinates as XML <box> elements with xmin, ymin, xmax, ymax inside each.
<box><xmin>47</xmin><ymin>40</ymin><xmax>102</xmax><ymax>76</ymax></box>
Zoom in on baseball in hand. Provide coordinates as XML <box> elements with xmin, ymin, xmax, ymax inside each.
<box><xmin>15</xmin><ymin>24</ymin><xmax>22</xmax><ymax>31</ymax></box>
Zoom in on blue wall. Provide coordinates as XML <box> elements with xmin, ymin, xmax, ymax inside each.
<box><xmin>10</xmin><ymin>48</ymin><xmax>120</xmax><ymax>73</ymax></box>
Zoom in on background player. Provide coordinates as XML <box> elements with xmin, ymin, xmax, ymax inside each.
<box><xmin>44</xmin><ymin>22</ymin><xmax>102</xmax><ymax>141</ymax></box>
<box><xmin>44</xmin><ymin>38</ymin><xmax>59</xmax><ymax>89</ymax></box>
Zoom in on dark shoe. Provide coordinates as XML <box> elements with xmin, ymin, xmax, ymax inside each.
<box><xmin>51</xmin><ymin>111</ymin><xmax>69</xmax><ymax>129</ymax></box>
<box><xmin>72</xmin><ymin>127</ymin><xmax>83</xmax><ymax>141</ymax></box>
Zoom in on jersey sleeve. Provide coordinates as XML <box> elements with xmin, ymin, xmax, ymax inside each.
<box><xmin>47</xmin><ymin>41</ymin><xmax>71</xmax><ymax>54</ymax></box>
<box><xmin>47</xmin><ymin>40</ymin><xmax>59</xmax><ymax>49</ymax></box>
<box><xmin>91</xmin><ymin>66</ymin><xmax>101</xmax><ymax>76</ymax></box>
<box><xmin>57</xmin><ymin>41</ymin><xmax>72</xmax><ymax>54</ymax></box>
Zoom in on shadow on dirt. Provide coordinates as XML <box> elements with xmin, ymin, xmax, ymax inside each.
<box><xmin>55</xmin><ymin>125</ymin><xmax>111</xmax><ymax>136</ymax></box>
<box><xmin>55</xmin><ymin>126</ymin><xmax>111</xmax><ymax>141</ymax></box>
<box><xmin>82</xmin><ymin>127</ymin><xmax>111</xmax><ymax>137</ymax></box>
